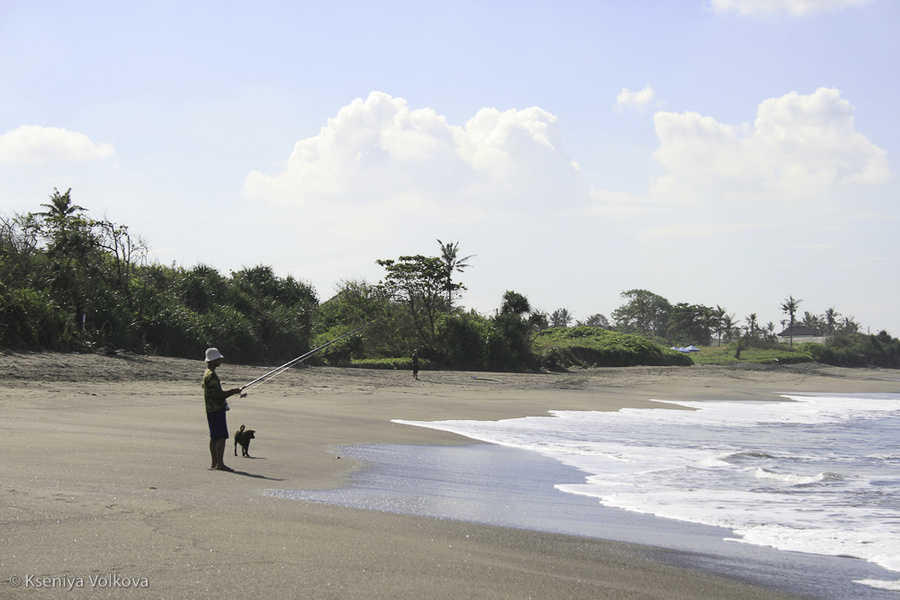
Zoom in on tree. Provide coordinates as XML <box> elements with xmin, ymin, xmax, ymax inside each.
<box><xmin>780</xmin><ymin>296</ymin><xmax>802</xmax><ymax>346</ymax></box>
<box><xmin>550</xmin><ymin>308</ymin><xmax>573</xmax><ymax>328</ymax></box>
<box><xmin>437</xmin><ymin>239</ymin><xmax>474</xmax><ymax>312</ymax></box>
<box><xmin>318</xmin><ymin>279</ymin><xmax>406</xmax><ymax>359</ymax></box>
<box><xmin>711</xmin><ymin>305</ymin><xmax>727</xmax><ymax>345</ymax></box>
<box><xmin>611</xmin><ymin>289</ymin><xmax>671</xmax><ymax>338</ymax></box>
<box><xmin>528</xmin><ymin>310</ymin><xmax>550</xmax><ymax>331</ymax></box>
<box><xmin>838</xmin><ymin>315</ymin><xmax>860</xmax><ymax>335</ymax></box>
<box><xmin>745</xmin><ymin>313</ymin><xmax>758</xmax><ymax>337</ymax></box>
<box><xmin>436</xmin><ymin>311</ymin><xmax>488</xmax><ymax>370</ymax></box>
<box><xmin>487</xmin><ymin>292</ymin><xmax>538</xmax><ymax>371</ymax></box>
<box><xmin>95</xmin><ymin>218</ymin><xmax>149</xmax><ymax>311</ymax></box>
<box><xmin>38</xmin><ymin>187</ymin><xmax>85</xmax><ymax>219</ymax></box>
<box><xmin>500</xmin><ymin>290</ymin><xmax>531</xmax><ymax>316</ymax></box>
<box><xmin>802</xmin><ymin>311</ymin><xmax>824</xmax><ymax>335</ymax></box>
<box><xmin>580</xmin><ymin>313</ymin><xmax>610</xmax><ymax>329</ymax></box>
<box><xmin>720</xmin><ymin>312</ymin><xmax>737</xmax><ymax>342</ymax></box>
<box><xmin>667</xmin><ymin>303</ymin><xmax>714</xmax><ymax>346</ymax></box>
<box><xmin>30</xmin><ymin>189</ymin><xmax>102</xmax><ymax>335</ymax></box>
<box><xmin>824</xmin><ymin>307</ymin><xmax>841</xmax><ymax>335</ymax></box>
<box><xmin>376</xmin><ymin>255</ymin><xmax>450</xmax><ymax>346</ymax></box>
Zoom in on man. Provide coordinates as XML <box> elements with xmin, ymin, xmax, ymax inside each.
<box><xmin>202</xmin><ymin>347</ymin><xmax>245</xmax><ymax>471</ymax></box>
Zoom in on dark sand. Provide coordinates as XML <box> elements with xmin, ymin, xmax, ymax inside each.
<box><xmin>2</xmin><ymin>351</ymin><xmax>897</xmax><ymax>599</ymax></box>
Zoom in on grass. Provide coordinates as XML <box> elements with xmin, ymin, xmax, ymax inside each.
<box><xmin>689</xmin><ymin>342</ymin><xmax>814</xmax><ymax>365</ymax></box>
<box><xmin>532</xmin><ymin>326</ymin><xmax>693</xmax><ymax>368</ymax></box>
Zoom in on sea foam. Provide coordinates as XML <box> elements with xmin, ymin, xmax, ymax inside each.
<box><xmin>394</xmin><ymin>393</ymin><xmax>900</xmax><ymax>591</ymax></box>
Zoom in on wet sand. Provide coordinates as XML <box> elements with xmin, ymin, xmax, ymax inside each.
<box><xmin>2</xmin><ymin>351</ymin><xmax>897</xmax><ymax>599</ymax></box>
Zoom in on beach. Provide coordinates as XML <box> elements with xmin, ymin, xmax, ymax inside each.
<box><xmin>2</xmin><ymin>352</ymin><xmax>898</xmax><ymax>599</ymax></box>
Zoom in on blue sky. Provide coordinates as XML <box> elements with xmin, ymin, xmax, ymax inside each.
<box><xmin>2</xmin><ymin>0</ymin><xmax>898</xmax><ymax>336</ymax></box>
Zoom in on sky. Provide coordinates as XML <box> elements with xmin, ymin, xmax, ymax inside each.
<box><xmin>1</xmin><ymin>0</ymin><xmax>898</xmax><ymax>336</ymax></box>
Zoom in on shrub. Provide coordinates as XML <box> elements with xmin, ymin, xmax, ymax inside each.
<box><xmin>805</xmin><ymin>331</ymin><xmax>900</xmax><ymax>368</ymax></box>
<box><xmin>533</xmin><ymin>326</ymin><xmax>693</xmax><ymax>368</ymax></box>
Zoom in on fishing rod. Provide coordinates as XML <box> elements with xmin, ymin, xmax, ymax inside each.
<box><xmin>240</xmin><ymin>322</ymin><xmax>372</xmax><ymax>392</ymax></box>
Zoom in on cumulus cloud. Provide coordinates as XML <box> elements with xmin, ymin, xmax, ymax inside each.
<box><xmin>243</xmin><ymin>91</ymin><xmax>588</xmax><ymax>228</ymax></box>
<box><xmin>710</xmin><ymin>0</ymin><xmax>873</xmax><ymax>16</ymax></box>
<box><xmin>0</xmin><ymin>125</ymin><xmax>114</xmax><ymax>163</ymax></box>
<box><xmin>650</xmin><ymin>87</ymin><xmax>889</xmax><ymax>204</ymax></box>
<box><xmin>615</xmin><ymin>86</ymin><xmax>656</xmax><ymax>111</ymax></box>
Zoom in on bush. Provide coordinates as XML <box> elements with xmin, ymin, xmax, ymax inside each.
<box><xmin>805</xmin><ymin>331</ymin><xmax>900</xmax><ymax>368</ymax></box>
<box><xmin>0</xmin><ymin>286</ymin><xmax>72</xmax><ymax>350</ymax></box>
<box><xmin>533</xmin><ymin>326</ymin><xmax>693</xmax><ymax>368</ymax></box>
<box><xmin>435</xmin><ymin>312</ymin><xmax>488</xmax><ymax>370</ymax></box>
<box><xmin>350</xmin><ymin>357</ymin><xmax>431</xmax><ymax>370</ymax></box>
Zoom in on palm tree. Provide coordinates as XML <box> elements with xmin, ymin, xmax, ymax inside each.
<box><xmin>38</xmin><ymin>188</ymin><xmax>85</xmax><ymax>219</ymax></box>
<box><xmin>824</xmin><ymin>307</ymin><xmax>841</xmax><ymax>335</ymax></box>
<box><xmin>780</xmin><ymin>296</ymin><xmax>802</xmax><ymax>346</ymax></box>
<box><xmin>581</xmin><ymin>313</ymin><xmax>610</xmax><ymax>329</ymax></box>
<box><xmin>802</xmin><ymin>311</ymin><xmax>824</xmax><ymax>335</ymax></box>
<box><xmin>721</xmin><ymin>312</ymin><xmax>736</xmax><ymax>343</ymax></box>
<box><xmin>745</xmin><ymin>312</ymin><xmax>758</xmax><ymax>338</ymax></box>
<box><xmin>550</xmin><ymin>308</ymin><xmax>573</xmax><ymax>328</ymax></box>
<box><xmin>712</xmin><ymin>305</ymin><xmax>727</xmax><ymax>345</ymax></box>
<box><xmin>437</xmin><ymin>239</ymin><xmax>474</xmax><ymax>312</ymax></box>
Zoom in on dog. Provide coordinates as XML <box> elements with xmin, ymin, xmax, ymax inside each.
<box><xmin>234</xmin><ymin>425</ymin><xmax>256</xmax><ymax>457</ymax></box>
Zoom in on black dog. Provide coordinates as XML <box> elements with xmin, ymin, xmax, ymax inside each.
<box><xmin>234</xmin><ymin>425</ymin><xmax>256</xmax><ymax>457</ymax></box>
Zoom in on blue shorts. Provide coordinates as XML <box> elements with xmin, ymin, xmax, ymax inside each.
<box><xmin>206</xmin><ymin>409</ymin><xmax>229</xmax><ymax>440</ymax></box>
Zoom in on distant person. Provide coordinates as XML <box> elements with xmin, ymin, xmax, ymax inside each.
<box><xmin>202</xmin><ymin>347</ymin><xmax>246</xmax><ymax>471</ymax></box>
<box><xmin>411</xmin><ymin>349</ymin><xmax>419</xmax><ymax>381</ymax></box>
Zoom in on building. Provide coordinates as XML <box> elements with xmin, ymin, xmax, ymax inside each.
<box><xmin>777</xmin><ymin>325</ymin><xmax>826</xmax><ymax>344</ymax></box>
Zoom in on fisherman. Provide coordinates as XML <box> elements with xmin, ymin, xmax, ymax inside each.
<box><xmin>203</xmin><ymin>347</ymin><xmax>246</xmax><ymax>472</ymax></box>
<box><xmin>412</xmin><ymin>348</ymin><xmax>419</xmax><ymax>381</ymax></box>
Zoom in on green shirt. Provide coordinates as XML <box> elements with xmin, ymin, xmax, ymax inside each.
<box><xmin>203</xmin><ymin>368</ymin><xmax>227</xmax><ymax>413</ymax></box>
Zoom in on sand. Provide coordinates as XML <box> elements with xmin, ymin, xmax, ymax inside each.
<box><xmin>2</xmin><ymin>351</ymin><xmax>898</xmax><ymax>599</ymax></box>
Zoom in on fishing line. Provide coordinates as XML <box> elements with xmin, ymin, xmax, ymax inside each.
<box><xmin>240</xmin><ymin>322</ymin><xmax>371</xmax><ymax>392</ymax></box>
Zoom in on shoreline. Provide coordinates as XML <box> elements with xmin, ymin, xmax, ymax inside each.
<box><xmin>284</xmin><ymin>441</ymin><xmax>898</xmax><ymax>600</ymax></box>
<box><xmin>2</xmin><ymin>352</ymin><xmax>897</xmax><ymax>599</ymax></box>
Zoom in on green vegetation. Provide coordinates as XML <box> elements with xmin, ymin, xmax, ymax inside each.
<box><xmin>0</xmin><ymin>190</ymin><xmax>316</xmax><ymax>365</ymax></box>
<box><xmin>350</xmin><ymin>357</ymin><xmax>432</xmax><ymax>370</ymax></box>
<box><xmin>2</xmin><ymin>190</ymin><xmax>899</xmax><ymax>372</ymax></box>
<box><xmin>666</xmin><ymin>332</ymin><xmax>900</xmax><ymax>369</ymax></box>
<box><xmin>689</xmin><ymin>343</ymin><xmax>814</xmax><ymax>365</ymax></box>
<box><xmin>805</xmin><ymin>331</ymin><xmax>900</xmax><ymax>368</ymax></box>
<box><xmin>533</xmin><ymin>326</ymin><xmax>693</xmax><ymax>368</ymax></box>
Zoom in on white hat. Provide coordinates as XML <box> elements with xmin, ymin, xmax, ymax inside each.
<box><xmin>205</xmin><ymin>347</ymin><xmax>224</xmax><ymax>362</ymax></box>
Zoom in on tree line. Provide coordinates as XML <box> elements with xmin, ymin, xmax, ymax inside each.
<box><xmin>0</xmin><ymin>190</ymin><xmax>316</xmax><ymax>365</ymax></box>
<box><xmin>1</xmin><ymin>190</ymin><xmax>896</xmax><ymax>370</ymax></box>
<box><xmin>597</xmin><ymin>290</ymin><xmax>860</xmax><ymax>346</ymax></box>
<box><xmin>0</xmin><ymin>191</ymin><xmax>541</xmax><ymax>369</ymax></box>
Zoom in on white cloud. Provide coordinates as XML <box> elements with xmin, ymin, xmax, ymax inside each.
<box><xmin>711</xmin><ymin>0</ymin><xmax>873</xmax><ymax>16</ymax></box>
<box><xmin>242</xmin><ymin>92</ymin><xmax>588</xmax><ymax>239</ymax></box>
<box><xmin>650</xmin><ymin>87</ymin><xmax>889</xmax><ymax>204</ymax></box>
<box><xmin>615</xmin><ymin>86</ymin><xmax>656</xmax><ymax>111</ymax></box>
<box><xmin>0</xmin><ymin>125</ymin><xmax>114</xmax><ymax>163</ymax></box>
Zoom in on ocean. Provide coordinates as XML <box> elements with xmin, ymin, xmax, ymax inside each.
<box><xmin>271</xmin><ymin>392</ymin><xmax>900</xmax><ymax>599</ymax></box>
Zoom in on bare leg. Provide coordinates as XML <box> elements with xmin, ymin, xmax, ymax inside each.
<box><xmin>209</xmin><ymin>438</ymin><xmax>217</xmax><ymax>469</ymax></box>
<box><xmin>214</xmin><ymin>439</ymin><xmax>233</xmax><ymax>472</ymax></box>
